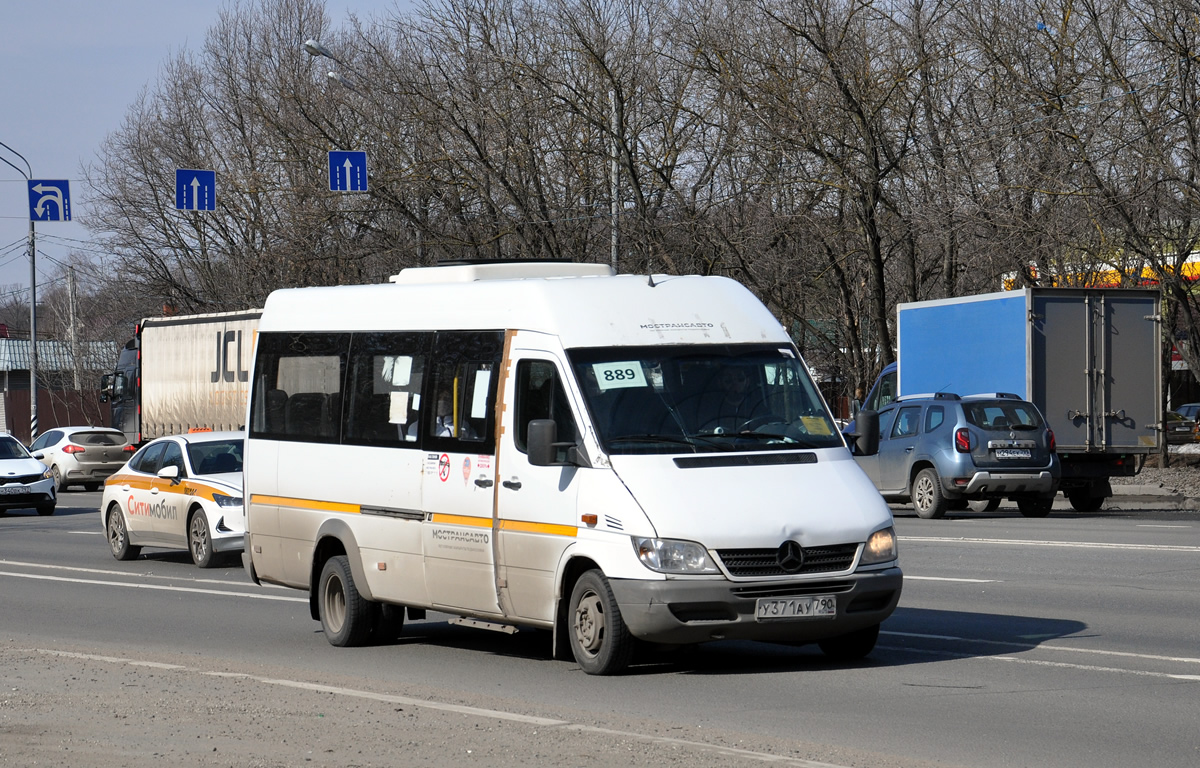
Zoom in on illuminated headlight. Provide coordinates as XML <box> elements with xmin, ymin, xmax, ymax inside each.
<box><xmin>860</xmin><ymin>527</ymin><xmax>897</xmax><ymax>566</ymax></box>
<box><xmin>633</xmin><ymin>537</ymin><xmax>719</xmax><ymax>574</ymax></box>
<box><xmin>41</xmin><ymin>467</ymin><xmax>54</xmax><ymax>480</ymax></box>
<box><xmin>212</xmin><ymin>493</ymin><xmax>244</xmax><ymax>508</ymax></box>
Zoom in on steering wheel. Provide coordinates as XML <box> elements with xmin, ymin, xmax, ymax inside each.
<box><xmin>736</xmin><ymin>414</ymin><xmax>787</xmax><ymax>432</ymax></box>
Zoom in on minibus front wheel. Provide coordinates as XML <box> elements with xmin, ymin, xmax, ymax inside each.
<box><xmin>568</xmin><ymin>570</ymin><xmax>633</xmax><ymax>675</ymax></box>
<box><xmin>318</xmin><ymin>555</ymin><xmax>373</xmax><ymax>647</ymax></box>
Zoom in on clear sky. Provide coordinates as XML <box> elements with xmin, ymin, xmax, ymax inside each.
<box><xmin>0</xmin><ymin>0</ymin><xmax>404</xmax><ymax>309</ymax></box>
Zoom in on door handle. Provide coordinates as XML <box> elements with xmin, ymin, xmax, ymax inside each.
<box><xmin>150</xmin><ymin>487</ymin><xmax>160</xmax><ymax>495</ymax></box>
<box><xmin>475</xmin><ymin>478</ymin><xmax>494</xmax><ymax>488</ymax></box>
<box><xmin>502</xmin><ymin>479</ymin><xmax>522</xmax><ymax>491</ymax></box>
<box><xmin>905</xmin><ymin>447</ymin><xmax>914</xmax><ymax>453</ymax></box>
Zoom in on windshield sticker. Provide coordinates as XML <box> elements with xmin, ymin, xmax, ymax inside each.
<box><xmin>800</xmin><ymin>416</ymin><xmax>833</xmax><ymax>436</ymax></box>
<box><xmin>591</xmin><ymin>362</ymin><xmax>648</xmax><ymax>391</ymax></box>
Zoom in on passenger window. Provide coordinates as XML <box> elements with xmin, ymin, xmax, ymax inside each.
<box><xmin>249</xmin><ymin>333</ymin><xmax>348</xmax><ymax>443</ymax></box>
<box><xmin>877</xmin><ymin>406</ymin><xmax>897</xmax><ymax>439</ymax></box>
<box><xmin>160</xmin><ymin>442</ymin><xmax>186</xmax><ymax>477</ymax></box>
<box><xmin>891</xmin><ymin>406</ymin><xmax>921</xmax><ymax>438</ymax></box>
<box><xmin>344</xmin><ymin>332</ymin><xmax>429</xmax><ymax>448</ymax></box>
<box><xmin>515</xmin><ymin>359</ymin><xmax>579</xmax><ymax>454</ymax></box>
<box><xmin>132</xmin><ymin>442</ymin><xmax>166</xmax><ymax>474</ymax></box>
<box><xmin>426</xmin><ymin>331</ymin><xmax>503</xmax><ymax>450</ymax></box>
<box><xmin>925</xmin><ymin>406</ymin><xmax>944</xmax><ymax>432</ymax></box>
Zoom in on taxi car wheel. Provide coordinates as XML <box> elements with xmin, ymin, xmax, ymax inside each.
<box><xmin>911</xmin><ymin>468</ymin><xmax>949</xmax><ymax>519</ymax></box>
<box><xmin>107</xmin><ymin>505</ymin><xmax>141</xmax><ymax>561</ymax></box>
<box><xmin>818</xmin><ymin>623</ymin><xmax>880</xmax><ymax>662</ymax></box>
<box><xmin>568</xmin><ymin>570</ymin><xmax>633</xmax><ymax>675</ymax></box>
<box><xmin>319</xmin><ymin>555</ymin><xmax>373</xmax><ymax>647</ymax></box>
<box><xmin>188</xmin><ymin>508</ymin><xmax>215</xmax><ymax>568</ymax></box>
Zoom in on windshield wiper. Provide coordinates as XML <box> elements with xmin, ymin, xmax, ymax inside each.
<box><xmin>607</xmin><ymin>434</ymin><xmax>697</xmax><ymax>447</ymax></box>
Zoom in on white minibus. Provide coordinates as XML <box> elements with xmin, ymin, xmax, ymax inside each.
<box><xmin>242</xmin><ymin>262</ymin><xmax>899</xmax><ymax>674</ymax></box>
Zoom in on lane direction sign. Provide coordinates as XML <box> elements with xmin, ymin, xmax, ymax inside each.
<box><xmin>329</xmin><ymin>151</ymin><xmax>368</xmax><ymax>192</ymax></box>
<box><xmin>176</xmin><ymin>169</ymin><xmax>217</xmax><ymax>211</ymax></box>
<box><xmin>28</xmin><ymin>180</ymin><xmax>71</xmax><ymax>222</ymax></box>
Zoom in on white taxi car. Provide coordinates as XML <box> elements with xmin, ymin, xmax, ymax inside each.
<box><xmin>101</xmin><ymin>431</ymin><xmax>244</xmax><ymax>568</ymax></box>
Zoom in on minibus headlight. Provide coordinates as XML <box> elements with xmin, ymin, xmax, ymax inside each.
<box><xmin>860</xmin><ymin>527</ymin><xmax>897</xmax><ymax>566</ymax></box>
<box><xmin>212</xmin><ymin>493</ymin><xmax>244</xmax><ymax>508</ymax></box>
<box><xmin>633</xmin><ymin>537</ymin><xmax>719</xmax><ymax>574</ymax></box>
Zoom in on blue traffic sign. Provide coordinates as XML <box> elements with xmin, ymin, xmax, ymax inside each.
<box><xmin>329</xmin><ymin>151</ymin><xmax>368</xmax><ymax>192</ymax></box>
<box><xmin>28</xmin><ymin>180</ymin><xmax>71</xmax><ymax>222</ymax></box>
<box><xmin>176</xmin><ymin>169</ymin><xmax>217</xmax><ymax>211</ymax></box>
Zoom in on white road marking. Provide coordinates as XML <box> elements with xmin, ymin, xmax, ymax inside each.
<box><xmin>901</xmin><ymin>536</ymin><xmax>1200</xmax><ymax>553</ymax></box>
<box><xmin>884</xmin><ymin>630</ymin><xmax>1200</xmax><ymax>665</ymax></box>
<box><xmin>880</xmin><ymin>645</ymin><xmax>1200</xmax><ymax>682</ymax></box>
<box><xmin>33</xmin><ymin>649</ymin><xmax>851</xmax><ymax>768</ymax></box>
<box><xmin>1135</xmin><ymin>524</ymin><xmax>1192</xmax><ymax>529</ymax></box>
<box><xmin>0</xmin><ymin>559</ymin><xmax>288</xmax><ymax>589</ymax></box>
<box><xmin>905</xmin><ymin>575</ymin><xmax>998</xmax><ymax>583</ymax></box>
<box><xmin>0</xmin><ymin>570</ymin><xmax>306</xmax><ymax>602</ymax></box>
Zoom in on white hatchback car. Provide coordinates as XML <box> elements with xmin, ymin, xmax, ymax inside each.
<box><xmin>0</xmin><ymin>434</ymin><xmax>56</xmax><ymax>516</ymax></box>
<box><xmin>101</xmin><ymin>431</ymin><xmax>245</xmax><ymax>568</ymax></box>
<box><xmin>29</xmin><ymin>426</ymin><xmax>133</xmax><ymax>491</ymax></box>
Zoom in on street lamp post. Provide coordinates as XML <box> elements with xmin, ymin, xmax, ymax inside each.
<box><xmin>0</xmin><ymin>140</ymin><xmax>39</xmax><ymax>440</ymax></box>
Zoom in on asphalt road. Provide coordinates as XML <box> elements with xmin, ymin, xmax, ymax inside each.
<box><xmin>2</xmin><ymin>491</ymin><xmax>1199</xmax><ymax>767</ymax></box>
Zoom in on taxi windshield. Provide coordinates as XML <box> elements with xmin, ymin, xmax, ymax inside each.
<box><xmin>568</xmin><ymin>345</ymin><xmax>843</xmax><ymax>455</ymax></box>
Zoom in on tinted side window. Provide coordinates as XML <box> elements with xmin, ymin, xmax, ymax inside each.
<box><xmin>877</xmin><ymin>406</ymin><xmax>897</xmax><ymax>439</ymax></box>
<box><xmin>343</xmin><ymin>332</ymin><xmax>430</xmax><ymax>449</ymax></box>
<box><xmin>892</xmin><ymin>406</ymin><xmax>922</xmax><ymax>438</ymax></box>
<box><xmin>30</xmin><ymin>431</ymin><xmax>59</xmax><ymax>451</ymax></box>
<box><xmin>425</xmin><ymin>331</ymin><xmax>504</xmax><ymax>453</ymax></box>
<box><xmin>515</xmin><ymin>360</ymin><xmax>579</xmax><ymax>453</ymax></box>
<box><xmin>160</xmin><ymin>442</ymin><xmax>186</xmax><ymax>476</ymax></box>
<box><xmin>925</xmin><ymin>406</ymin><xmax>944</xmax><ymax>432</ymax></box>
<box><xmin>250</xmin><ymin>333</ymin><xmax>349</xmax><ymax>443</ymax></box>
<box><xmin>132</xmin><ymin>442</ymin><xmax>167</xmax><ymax>474</ymax></box>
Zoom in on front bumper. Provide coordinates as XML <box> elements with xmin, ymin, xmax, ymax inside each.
<box><xmin>608</xmin><ymin>566</ymin><xmax>902</xmax><ymax>645</ymax></box>
<box><xmin>0</xmin><ymin>480</ymin><xmax>56</xmax><ymax>510</ymax></box>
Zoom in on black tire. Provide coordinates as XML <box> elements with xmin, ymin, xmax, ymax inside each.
<box><xmin>106</xmin><ymin>505</ymin><xmax>140</xmax><ymax>561</ymax></box>
<box><xmin>188</xmin><ymin>508</ymin><xmax>215</xmax><ymax>568</ymax></box>
<box><xmin>1017</xmin><ymin>497</ymin><xmax>1054</xmax><ymax>518</ymax></box>
<box><xmin>968</xmin><ymin>498</ymin><xmax>1002</xmax><ymax>513</ymax></box>
<box><xmin>818</xmin><ymin>623</ymin><xmax>880</xmax><ymax>662</ymax></box>
<box><xmin>84</xmin><ymin>482</ymin><xmax>102</xmax><ymax>492</ymax></box>
<box><xmin>318</xmin><ymin>555</ymin><xmax>373</xmax><ymax>647</ymax></box>
<box><xmin>1067</xmin><ymin>490</ymin><xmax>1104</xmax><ymax>512</ymax></box>
<box><xmin>36</xmin><ymin>503</ymin><xmax>56</xmax><ymax>516</ymax></box>
<box><xmin>947</xmin><ymin>498</ymin><xmax>969</xmax><ymax>511</ymax></box>
<box><xmin>911</xmin><ymin>468</ymin><xmax>948</xmax><ymax>519</ymax></box>
<box><xmin>50</xmin><ymin>465</ymin><xmax>64</xmax><ymax>492</ymax></box>
<box><xmin>568</xmin><ymin>570</ymin><xmax>634</xmax><ymax>675</ymax></box>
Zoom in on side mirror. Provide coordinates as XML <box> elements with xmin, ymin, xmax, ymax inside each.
<box><xmin>527</xmin><ymin>419</ymin><xmax>588</xmax><ymax>467</ymax></box>
<box><xmin>157</xmin><ymin>465</ymin><xmax>180</xmax><ymax>483</ymax></box>
<box><xmin>32</xmin><ymin>451</ymin><xmax>45</xmax><ymax>460</ymax></box>
<box><xmin>848</xmin><ymin>410</ymin><xmax>879</xmax><ymax>456</ymax></box>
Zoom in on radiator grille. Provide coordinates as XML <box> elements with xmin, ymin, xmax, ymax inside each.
<box><xmin>716</xmin><ymin>543</ymin><xmax>859</xmax><ymax>578</ymax></box>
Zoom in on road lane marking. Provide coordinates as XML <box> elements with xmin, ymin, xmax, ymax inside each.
<box><xmin>1135</xmin><ymin>524</ymin><xmax>1192</xmax><ymax>529</ymax></box>
<box><xmin>880</xmin><ymin>645</ymin><xmax>1200</xmax><ymax>682</ymax></box>
<box><xmin>905</xmin><ymin>576</ymin><xmax>998</xmax><ymax>583</ymax></box>
<box><xmin>31</xmin><ymin>649</ymin><xmax>852</xmax><ymax>768</ymax></box>
<box><xmin>901</xmin><ymin>536</ymin><xmax>1200</xmax><ymax>553</ymax></box>
<box><xmin>884</xmin><ymin>630</ymin><xmax>1200</xmax><ymax>665</ymax></box>
<box><xmin>0</xmin><ymin>570</ymin><xmax>306</xmax><ymax>602</ymax></box>
<box><xmin>0</xmin><ymin>559</ymin><xmax>287</xmax><ymax>589</ymax></box>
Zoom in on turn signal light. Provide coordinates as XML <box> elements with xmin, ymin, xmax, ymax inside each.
<box><xmin>954</xmin><ymin>428</ymin><xmax>971</xmax><ymax>452</ymax></box>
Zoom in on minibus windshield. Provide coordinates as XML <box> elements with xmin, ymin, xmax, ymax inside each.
<box><xmin>568</xmin><ymin>345</ymin><xmax>843</xmax><ymax>455</ymax></box>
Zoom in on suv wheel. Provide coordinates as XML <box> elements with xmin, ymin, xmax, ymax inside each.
<box><xmin>1017</xmin><ymin>497</ymin><xmax>1053</xmax><ymax>518</ymax></box>
<box><xmin>912</xmin><ymin>468</ymin><xmax>949</xmax><ymax>519</ymax></box>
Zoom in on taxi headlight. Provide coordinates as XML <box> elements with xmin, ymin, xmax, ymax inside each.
<box><xmin>860</xmin><ymin>527</ymin><xmax>897</xmax><ymax>565</ymax></box>
<box><xmin>633</xmin><ymin>537</ymin><xmax>719</xmax><ymax>574</ymax></box>
<box><xmin>212</xmin><ymin>493</ymin><xmax>244</xmax><ymax>508</ymax></box>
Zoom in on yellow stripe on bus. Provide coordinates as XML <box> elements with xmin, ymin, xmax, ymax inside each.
<box><xmin>429</xmin><ymin>513</ymin><xmax>492</xmax><ymax>529</ymax></box>
<box><xmin>498</xmin><ymin>519</ymin><xmax>578</xmax><ymax>537</ymax></box>
<box><xmin>249</xmin><ymin>494</ymin><xmax>361</xmax><ymax>514</ymax></box>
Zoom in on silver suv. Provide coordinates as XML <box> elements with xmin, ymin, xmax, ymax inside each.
<box><xmin>853</xmin><ymin>393</ymin><xmax>1059</xmax><ymax>519</ymax></box>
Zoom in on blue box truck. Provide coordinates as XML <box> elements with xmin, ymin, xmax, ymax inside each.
<box><xmin>858</xmin><ymin>288</ymin><xmax>1162</xmax><ymax>511</ymax></box>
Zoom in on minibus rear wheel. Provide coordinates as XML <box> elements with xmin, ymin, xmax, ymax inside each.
<box><xmin>568</xmin><ymin>570</ymin><xmax>633</xmax><ymax>675</ymax></box>
<box><xmin>318</xmin><ymin>555</ymin><xmax>373</xmax><ymax>647</ymax></box>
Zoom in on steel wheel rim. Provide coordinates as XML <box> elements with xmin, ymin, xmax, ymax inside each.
<box><xmin>323</xmin><ymin>573</ymin><xmax>346</xmax><ymax>633</ymax></box>
<box><xmin>573</xmin><ymin>589</ymin><xmax>605</xmax><ymax>657</ymax></box>
<box><xmin>914</xmin><ymin>476</ymin><xmax>935</xmax><ymax>512</ymax></box>
<box><xmin>190</xmin><ymin>516</ymin><xmax>210</xmax><ymax>562</ymax></box>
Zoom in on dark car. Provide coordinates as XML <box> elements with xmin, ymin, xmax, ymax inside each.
<box><xmin>1165</xmin><ymin>411</ymin><xmax>1198</xmax><ymax>445</ymax></box>
<box><xmin>853</xmin><ymin>392</ymin><xmax>1059</xmax><ymax>519</ymax></box>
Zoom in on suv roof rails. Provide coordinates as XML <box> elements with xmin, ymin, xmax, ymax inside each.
<box><xmin>963</xmin><ymin>392</ymin><xmax>1022</xmax><ymax>400</ymax></box>
<box><xmin>895</xmin><ymin>392</ymin><xmax>961</xmax><ymax>402</ymax></box>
